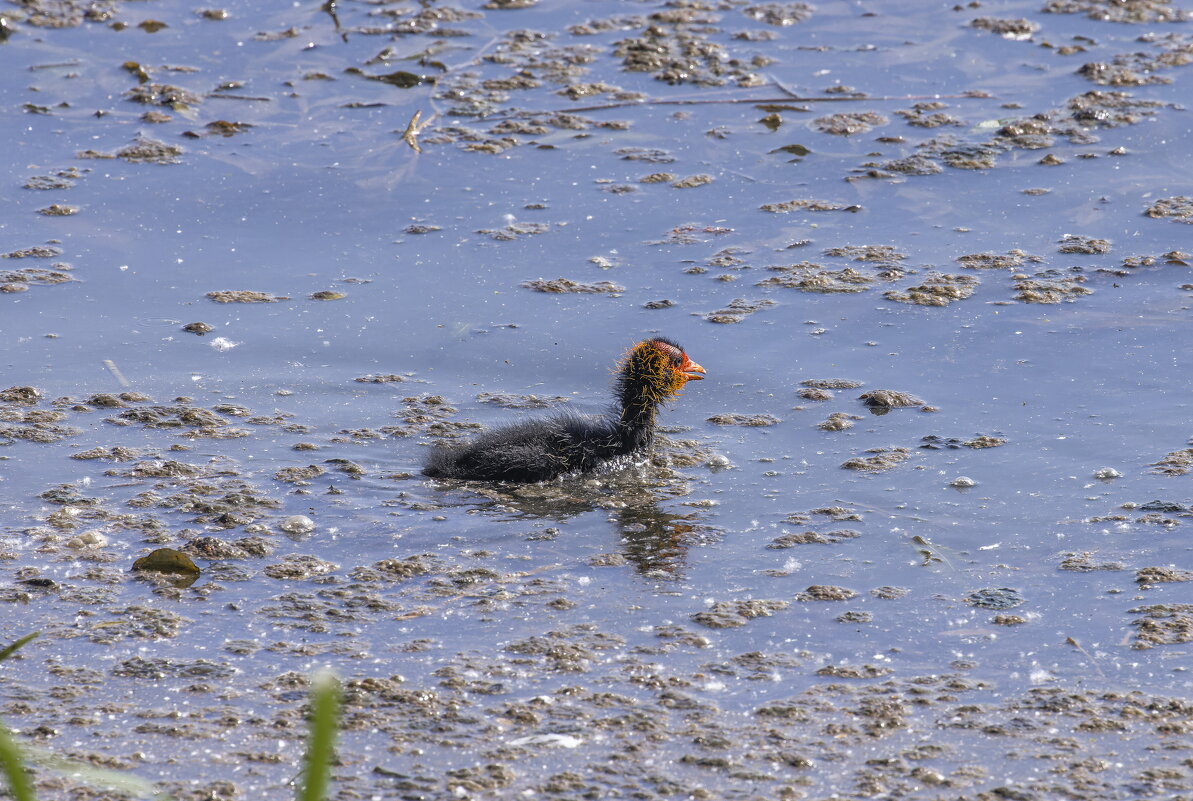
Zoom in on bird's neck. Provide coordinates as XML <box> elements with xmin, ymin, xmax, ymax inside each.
<box><xmin>619</xmin><ymin>398</ymin><xmax>657</xmax><ymax>428</ymax></box>
<box><xmin>617</xmin><ymin>393</ymin><xmax>661</xmax><ymax>451</ymax></box>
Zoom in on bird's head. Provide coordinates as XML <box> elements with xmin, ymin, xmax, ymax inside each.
<box><xmin>618</xmin><ymin>337</ymin><xmax>706</xmax><ymax>404</ymax></box>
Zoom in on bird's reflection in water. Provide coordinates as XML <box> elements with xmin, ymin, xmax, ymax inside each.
<box><xmin>612</xmin><ymin>502</ymin><xmax>703</xmax><ymax>578</ymax></box>
<box><xmin>427</xmin><ymin>463</ymin><xmax>717</xmax><ymax>580</ymax></box>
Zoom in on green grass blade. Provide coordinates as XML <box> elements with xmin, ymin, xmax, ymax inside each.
<box><xmin>1</xmin><ymin>634</ymin><xmax>168</xmax><ymax>800</ymax></box>
<box><xmin>26</xmin><ymin>748</ymin><xmax>166</xmax><ymax>799</ymax></box>
<box><xmin>0</xmin><ymin>633</ymin><xmax>39</xmax><ymax>664</ymax></box>
<box><xmin>297</xmin><ymin>671</ymin><xmax>341</xmax><ymax>801</ymax></box>
<box><xmin>0</xmin><ymin>719</ymin><xmax>37</xmax><ymax>801</ymax></box>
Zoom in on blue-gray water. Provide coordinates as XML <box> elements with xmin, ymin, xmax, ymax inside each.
<box><xmin>1</xmin><ymin>0</ymin><xmax>1191</xmax><ymax>798</ymax></box>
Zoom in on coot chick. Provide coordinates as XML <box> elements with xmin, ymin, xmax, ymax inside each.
<box><xmin>423</xmin><ymin>337</ymin><xmax>705</xmax><ymax>482</ymax></box>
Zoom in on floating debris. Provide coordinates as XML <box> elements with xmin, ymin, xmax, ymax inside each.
<box><xmin>184</xmin><ymin>120</ymin><xmax>252</xmax><ymax>138</ymax></box>
<box><xmin>79</xmin><ymin>136</ymin><xmax>186</xmax><ymax>164</ymax></box>
<box><xmin>521</xmin><ymin>278</ymin><xmax>624</xmax><ymax>294</ymax></box>
<box><xmin>965</xmin><ymin>587</ymin><xmax>1024</xmax><ymax>610</ymax></box>
<box><xmin>671</xmin><ymin>174</ymin><xmax>714</xmax><ymax>189</ymax></box>
<box><xmin>1060</xmin><ymin>552</ymin><xmax>1125</xmax><ymax>572</ymax></box>
<box><xmin>1057</xmin><ymin>234</ymin><xmax>1111</xmax><ymax>254</ymax></box>
<box><xmin>615</xmin><ymin>146</ymin><xmax>675</xmax><ymax>163</ymax></box>
<box><xmin>0</xmin><ymin>386</ymin><xmax>41</xmax><ymax>404</ymax></box>
<box><xmin>802</xmin><ymin>378</ymin><xmax>863</xmax><ymax>389</ymax></box>
<box><xmin>1129</xmin><ymin>604</ymin><xmax>1193</xmax><ymax>650</ymax></box>
<box><xmin>1144</xmin><ymin>196</ymin><xmax>1193</xmax><ymax>223</ymax></box>
<box><xmin>701</xmin><ymin>297</ymin><xmax>776</xmax><ymax>323</ymax></box>
<box><xmin>354</xmin><ymin>374</ymin><xmax>407</xmax><ymax>383</ymax></box>
<box><xmin>274</xmin><ymin>465</ymin><xmax>327</xmax><ymax>485</ymax></box>
<box><xmin>768</xmin><ymin>529</ymin><xmax>859</xmax><ymax>548</ymax></box>
<box><xmin>813</xmin><ymin>111</ymin><xmax>887</xmax><ymax>136</ymax></box>
<box><xmin>742</xmin><ymin>3</ymin><xmax>814</xmax><ymax>26</ymax></box>
<box><xmin>2</xmin><ymin>246</ymin><xmax>63</xmax><ymax>259</ymax></box>
<box><xmin>126</xmin><ymin>83</ymin><xmax>202</xmax><ymax>109</ymax></box>
<box><xmin>823</xmin><ymin>245</ymin><xmax>906</xmax><ymax>262</ymax></box>
<box><xmin>796</xmin><ymin>585</ymin><xmax>856</xmax><ymax>601</ymax></box>
<box><xmin>965</xmin><ymin>436</ymin><xmax>1006</xmax><ymax>448</ymax></box>
<box><xmin>815</xmin><ymin>664</ymin><xmax>892</xmax><ymax>678</ymax></box>
<box><xmin>476</xmin><ymin>392</ymin><xmax>569</xmax><ymax>409</ymax></box>
<box><xmin>760</xmin><ymin>198</ymin><xmax>860</xmax><ymax>213</ymax></box>
<box><xmin>707</xmin><ymin>413</ymin><xmax>781</xmax><ymax>426</ymax></box>
<box><xmin>872</xmin><ymin>586</ymin><xmax>910</xmax><ymax>599</ymax></box>
<box><xmin>937</xmin><ymin>142</ymin><xmax>1002</xmax><ymax>170</ymax></box>
<box><xmin>479</xmin><ymin>222</ymin><xmax>550</xmax><ymax>240</ymax></box>
<box><xmin>817</xmin><ymin>412</ymin><xmax>860</xmax><ymax>431</ymax></box>
<box><xmin>36</xmin><ymin>204</ymin><xmax>78</xmax><ymax>216</ymax></box>
<box><xmin>858</xmin><ymin>390</ymin><xmax>924</xmax><ymax>408</ymax></box>
<box><xmin>279</xmin><ymin>515</ymin><xmax>316</xmax><ymax>535</ymax></box>
<box><xmin>263</xmin><ymin>554</ymin><xmax>337</xmax><ymax>579</ymax></box>
<box><xmin>885</xmin><ymin>273</ymin><xmax>978</xmax><ymax>306</ymax></box>
<box><xmin>206</xmin><ymin>290</ymin><xmax>286</xmax><ymax>303</ymax></box>
<box><xmin>1013</xmin><ymin>274</ymin><xmax>1092</xmax><ymax>303</ymax></box>
<box><xmin>692</xmin><ymin>599</ymin><xmax>790</xmax><ymax>629</ymax></box>
<box><xmin>758</xmin><ymin>263</ymin><xmax>876</xmax><ymax>293</ymax></box>
<box><xmin>841</xmin><ymin>447</ymin><xmax>911</xmax><ymax>471</ymax></box>
<box><xmin>879</xmin><ymin>154</ymin><xmax>942</xmax><ymax>175</ymax></box>
<box><xmin>1150</xmin><ymin>448</ymin><xmax>1193</xmax><ymax>476</ymax></box>
<box><xmin>969</xmin><ymin>17</ymin><xmax>1038</xmax><ymax>39</ymax></box>
<box><xmin>957</xmin><ymin>250</ymin><xmax>1032</xmax><ymax>269</ymax></box>
<box><xmin>1136</xmin><ymin>566</ymin><xmax>1193</xmax><ymax>585</ymax></box>
<box><xmin>1044</xmin><ymin>0</ymin><xmax>1190</xmax><ymax>23</ymax></box>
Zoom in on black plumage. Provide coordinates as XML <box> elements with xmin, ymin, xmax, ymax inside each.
<box><xmin>422</xmin><ymin>337</ymin><xmax>705</xmax><ymax>482</ymax></box>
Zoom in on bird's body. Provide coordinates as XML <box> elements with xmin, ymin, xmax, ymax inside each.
<box><xmin>422</xmin><ymin>337</ymin><xmax>705</xmax><ymax>483</ymax></box>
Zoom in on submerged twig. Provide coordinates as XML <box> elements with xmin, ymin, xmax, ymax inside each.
<box><xmin>1065</xmin><ymin>636</ymin><xmax>1107</xmax><ymax>678</ymax></box>
<box><xmin>910</xmin><ymin>535</ymin><xmax>954</xmax><ymax>569</ymax></box>
<box><xmin>399</xmin><ymin>109</ymin><xmax>437</xmax><ymax>153</ymax></box>
<box><xmin>207</xmin><ymin>93</ymin><xmax>273</xmax><ymax>103</ymax></box>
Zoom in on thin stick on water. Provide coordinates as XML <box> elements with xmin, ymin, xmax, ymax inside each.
<box><xmin>102</xmin><ymin>359</ymin><xmax>131</xmax><ymax>389</ymax></box>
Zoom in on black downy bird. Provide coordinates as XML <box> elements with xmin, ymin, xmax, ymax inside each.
<box><xmin>422</xmin><ymin>337</ymin><xmax>706</xmax><ymax>482</ymax></box>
